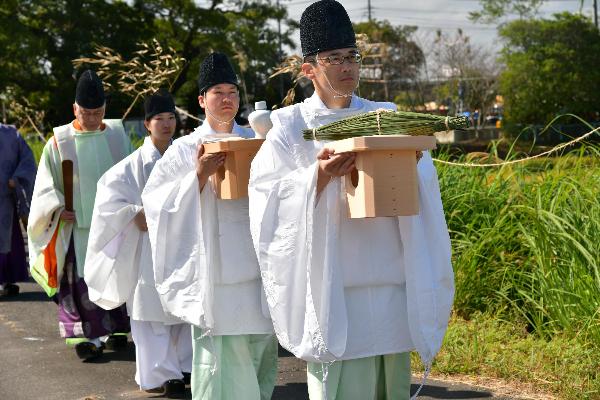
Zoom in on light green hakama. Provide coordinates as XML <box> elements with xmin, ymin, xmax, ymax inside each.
<box><xmin>307</xmin><ymin>352</ymin><xmax>411</xmax><ymax>400</ymax></box>
<box><xmin>191</xmin><ymin>327</ymin><xmax>278</xmax><ymax>400</ymax></box>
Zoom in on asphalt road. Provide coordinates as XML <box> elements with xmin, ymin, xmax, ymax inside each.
<box><xmin>0</xmin><ymin>282</ymin><xmax>511</xmax><ymax>400</ymax></box>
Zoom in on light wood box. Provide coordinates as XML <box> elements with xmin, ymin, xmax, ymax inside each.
<box><xmin>203</xmin><ymin>138</ymin><xmax>265</xmax><ymax>199</ymax></box>
<box><xmin>327</xmin><ymin>135</ymin><xmax>437</xmax><ymax>218</ymax></box>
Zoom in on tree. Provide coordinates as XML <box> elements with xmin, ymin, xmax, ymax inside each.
<box><xmin>143</xmin><ymin>0</ymin><xmax>297</xmax><ymax>122</ymax></box>
<box><xmin>353</xmin><ymin>20</ymin><xmax>425</xmax><ymax>104</ymax></box>
<box><xmin>469</xmin><ymin>0</ymin><xmax>545</xmax><ymax>23</ymax></box>
<box><xmin>429</xmin><ymin>29</ymin><xmax>500</xmax><ymax>121</ymax></box>
<box><xmin>0</xmin><ymin>0</ymin><xmax>295</xmax><ymax>130</ymax></box>
<box><xmin>498</xmin><ymin>13</ymin><xmax>600</xmax><ymax>127</ymax></box>
<box><xmin>1</xmin><ymin>0</ymin><xmax>155</xmax><ymax>129</ymax></box>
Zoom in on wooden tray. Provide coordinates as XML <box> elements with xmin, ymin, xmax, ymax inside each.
<box><xmin>327</xmin><ymin>135</ymin><xmax>437</xmax><ymax>218</ymax></box>
<box><xmin>203</xmin><ymin>138</ymin><xmax>265</xmax><ymax>199</ymax></box>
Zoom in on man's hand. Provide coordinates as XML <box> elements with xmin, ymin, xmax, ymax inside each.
<box><xmin>316</xmin><ymin>148</ymin><xmax>356</xmax><ymax>195</ymax></box>
<box><xmin>133</xmin><ymin>209</ymin><xmax>147</xmax><ymax>232</ymax></box>
<box><xmin>195</xmin><ymin>144</ymin><xmax>226</xmax><ymax>191</ymax></box>
<box><xmin>7</xmin><ymin>179</ymin><xmax>16</xmax><ymax>189</ymax></box>
<box><xmin>60</xmin><ymin>210</ymin><xmax>76</xmax><ymax>222</ymax></box>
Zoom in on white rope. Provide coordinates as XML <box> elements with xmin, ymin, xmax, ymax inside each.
<box><xmin>433</xmin><ymin>124</ymin><xmax>600</xmax><ymax>168</ymax></box>
<box><xmin>198</xmin><ymin>328</ymin><xmax>218</xmax><ymax>375</ymax></box>
<box><xmin>323</xmin><ymin>70</ymin><xmax>353</xmax><ymax>99</ymax></box>
<box><xmin>376</xmin><ymin>110</ymin><xmax>382</xmax><ymax>134</ymax></box>
<box><xmin>204</xmin><ymin>105</ymin><xmax>236</xmax><ymax>126</ymax></box>
<box><xmin>410</xmin><ymin>364</ymin><xmax>431</xmax><ymax>399</ymax></box>
<box><xmin>320</xmin><ymin>361</ymin><xmax>335</xmax><ymax>399</ymax></box>
<box><xmin>444</xmin><ymin>116</ymin><xmax>450</xmax><ymax>133</ymax></box>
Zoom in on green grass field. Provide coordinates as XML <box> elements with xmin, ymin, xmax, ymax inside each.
<box><xmin>427</xmin><ymin>143</ymin><xmax>600</xmax><ymax>399</ymax></box>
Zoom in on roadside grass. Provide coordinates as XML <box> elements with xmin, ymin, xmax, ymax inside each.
<box><xmin>422</xmin><ymin>142</ymin><xmax>599</xmax><ymax>399</ymax></box>
<box><xmin>412</xmin><ymin>313</ymin><xmax>599</xmax><ymax>399</ymax></box>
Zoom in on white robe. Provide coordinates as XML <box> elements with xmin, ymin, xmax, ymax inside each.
<box><xmin>84</xmin><ymin>137</ymin><xmax>178</xmax><ymax>323</ymax></box>
<box><xmin>248</xmin><ymin>93</ymin><xmax>454</xmax><ymax>366</ymax></box>
<box><xmin>141</xmin><ymin>121</ymin><xmax>273</xmax><ymax>335</ymax></box>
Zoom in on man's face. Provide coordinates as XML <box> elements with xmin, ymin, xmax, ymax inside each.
<box><xmin>73</xmin><ymin>103</ymin><xmax>105</xmax><ymax>131</ymax></box>
<box><xmin>303</xmin><ymin>47</ymin><xmax>361</xmax><ymax>96</ymax></box>
<box><xmin>198</xmin><ymin>83</ymin><xmax>239</xmax><ymax>122</ymax></box>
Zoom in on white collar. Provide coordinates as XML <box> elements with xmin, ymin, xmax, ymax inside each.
<box><xmin>191</xmin><ymin>120</ymin><xmax>247</xmax><ymax>141</ymax></box>
<box><xmin>301</xmin><ymin>93</ymin><xmax>367</xmax><ymax>129</ymax></box>
<box><xmin>304</xmin><ymin>92</ymin><xmax>363</xmax><ymax>113</ymax></box>
<box><xmin>141</xmin><ymin>136</ymin><xmax>165</xmax><ymax>163</ymax></box>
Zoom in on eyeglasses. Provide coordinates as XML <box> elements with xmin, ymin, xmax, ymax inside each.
<box><xmin>316</xmin><ymin>53</ymin><xmax>363</xmax><ymax>65</ymax></box>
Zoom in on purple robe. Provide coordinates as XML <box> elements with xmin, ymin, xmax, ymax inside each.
<box><xmin>0</xmin><ymin>124</ymin><xmax>36</xmax><ymax>285</ymax></box>
<box><xmin>58</xmin><ymin>238</ymin><xmax>130</xmax><ymax>338</ymax></box>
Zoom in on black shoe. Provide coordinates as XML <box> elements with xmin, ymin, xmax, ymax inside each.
<box><xmin>75</xmin><ymin>341</ymin><xmax>104</xmax><ymax>361</ymax></box>
<box><xmin>163</xmin><ymin>379</ymin><xmax>186</xmax><ymax>399</ymax></box>
<box><xmin>0</xmin><ymin>284</ymin><xmax>19</xmax><ymax>297</ymax></box>
<box><xmin>146</xmin><ymin>379</ymin><xmax>186</xmax><ymax>399</ymax></box>
<box><xmin>182</xmin><ymin>372</ymin><xmax>191</xmax><ymax>385</ymax></box>
<box><xmin>104</xmin><ymin>334</ymin><xmax>128</xmax><ymax>350</ymax></box>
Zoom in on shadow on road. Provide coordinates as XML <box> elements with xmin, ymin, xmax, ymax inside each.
<box><xmin>412</xmin><ymin>383</ymin><xmax>493</xmax><ymax>398</ymax></box>
<box><xmin>273</xmin><ymin>383</ymin><xmax>309</xmax><ymax>400</ymax></box>
<box><xmin>278</xmin><ymin>344</ymin><xmax>295</xmax><ymax>357</ymax></box>
<box><xmin>83</xmin><ymin>342</ymin><xmax>137</xmax><ymax>364</ymax></box>
<box><xmin>0</xmin><ymin>282</ymin><xmax>54</xmax><ymax>303</ymax></box>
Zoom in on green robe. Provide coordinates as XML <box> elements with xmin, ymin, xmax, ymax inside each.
<box><xmin>72</xmin><ymin>130</ymin><xmax>130</xmax><ymax>275</ymax></box>
<box><xmin>28</xmin><ymin>120</ymin><xmax>133</xmax><ymax>279</ymax></box>
<box><xmin>191</xmin><ymin>327</ymin><xmax>278</xmax><ymax>400</ymax></box>
<box><xmin>307</xmin><ymin>353</ymin><xmax>411</xmax><ymax>400</ymax></box>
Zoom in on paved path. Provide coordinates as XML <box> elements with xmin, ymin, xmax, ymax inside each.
<box><xmin>0</xmin><ymin>283</ymin><xmax>510</xmax><ymax>400</ymax></box>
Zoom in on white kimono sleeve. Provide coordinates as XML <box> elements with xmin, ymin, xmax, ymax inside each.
<box><xmin>398</xmin><ymin>151</ymin><xmax>454</xmax><ymax>366</ymax></box>
<box><xmin>27</xmin><ymin>139</ymin><xmax>73</xmax><ymax>283</ymax></box>
<box><xmin>141</xmin><ymin>140</ymin><xmax>218</xmax><ymax>329</ymax></box>
<box><xmin>84</xmin><ymin>158</ymin><xmax>143</xmax><ymax>310</ymax></box>
<box><xmin>249</xmin><ymin>114</ymin><xmax>348</xmax><ymax>362</ymax></box>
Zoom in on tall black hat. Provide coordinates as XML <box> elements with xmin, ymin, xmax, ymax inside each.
<box><xmin>197</xmin><ymin>52</ymin><xmax>239</xmax><ymax>94</ymax></box>
<box><xmin>144</xmin><ymin>89</ymin><xmax>176</xmax><ymax>120</ymax></box>
<box><xmin>300</xmin><ymin>0</ymin><xmax>357</xmax><ymax>57</ymax></box>
<box><xmin>75</xmin><ymin>69</ymin><xmax>105</xmax><ymax>109</ymax></box>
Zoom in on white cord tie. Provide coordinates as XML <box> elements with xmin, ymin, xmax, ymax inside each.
<box><xmin>205</xmin><ymin>105</ymin><xmax>236</xmax><ymax>126</ymax></box>
<box><xmin>410</xmin><ymin>364</ymin><xmax>431</xmax><ymax>399</ymax></box>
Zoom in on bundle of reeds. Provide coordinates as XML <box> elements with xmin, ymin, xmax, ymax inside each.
<box><xmin>303</xmin><ymin>109</ymin><xmax>470</xmax><ymax>141</ymax></box>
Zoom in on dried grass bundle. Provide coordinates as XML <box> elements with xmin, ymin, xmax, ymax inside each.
<box><xmin>303</xmin><ymin>109</ymin><xmax>470</xmax><ymax>141</ymax></box>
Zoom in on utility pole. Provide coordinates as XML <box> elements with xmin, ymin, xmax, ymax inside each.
<box><xmin>367</xmin><ymin>0</ymin><xmax>372</xmax><ymax>22</ymax></box>
<box><xmin>277</xmin><ymin>0</ymin><xmax>282</xmax><ymax>58</ymax></box>
<box><xmin>277</xmin><ymin>0</ymin><xmax>284</xmax><ymax>100</ymax></box>
<box><xmin>594</xmin><ymin>0</ymin><xmax>598</xmax><ymax>29</ymax></box>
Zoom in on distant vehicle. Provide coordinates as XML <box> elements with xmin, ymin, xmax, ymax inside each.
<box><xmin>484</xmin><ymin>113</ymin><xmax>502</xmax><ymax>127</ymax></box>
